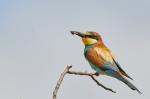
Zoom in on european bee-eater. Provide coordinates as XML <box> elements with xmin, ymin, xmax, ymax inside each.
<box><xmin>71</xmin><ymin>31</ymin><xmax>141</xmax><ymax>94</ymax></box>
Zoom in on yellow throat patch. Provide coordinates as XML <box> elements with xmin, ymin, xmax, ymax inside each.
<box><xmin>82</xmin><ymin>32</ymin><xmax>97</xmax><ymax>45</ymax></box>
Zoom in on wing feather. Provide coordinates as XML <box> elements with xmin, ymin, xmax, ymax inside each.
<box><xmin>85</xmin><ymin>46</ymin><xmax>118</xmax><ymax>71</ymax></box>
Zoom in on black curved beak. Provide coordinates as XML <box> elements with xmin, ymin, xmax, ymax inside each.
<box><xmin>70</xmin><ymin>31</ymin><xmax>86</xmax><ymax>37</ymax></box>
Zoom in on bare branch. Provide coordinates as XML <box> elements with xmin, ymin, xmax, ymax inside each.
<box><xmin>52</xmin><ymin>66</ymin><xmax>72</xmax><ymax>99</ymax></box>
<box><xmin>68</xmin><ymin>69</ymin><xmax>116</xmax><ymax>93</ymax></box>
<box><xmin>52</xmin><ymin>66</ymin><xmax>116</xmax><ymax>99</ymax></box>
<box><xmin>90</xmin><ymin>75</ymin><xmax>116</xmax><ymax>93</ymax></box>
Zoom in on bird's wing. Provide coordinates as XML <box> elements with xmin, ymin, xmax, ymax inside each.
<box><xmin>85</xmin><ymin>46</ymin><xmax>119</xmax><ymax>71</ymax></box>
<box><xmin>86</xmin><ymin>45</ymin><xmax>133</xmax><ymax>80</ymax></box>
<box><xmin>96</xmin><ymin>44</ymin><xmax>133</xmax><ymax>79</ymax></box>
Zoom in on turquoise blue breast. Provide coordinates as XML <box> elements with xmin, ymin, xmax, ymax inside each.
<box><xmin>84</xmin><ymin>44</ymin><xmax>93</xmax><ymax>56</ymax></box>
<box><xmin>84</xmin><ymin>44</ymin><xmax>102</xmax><ymax>73</ymax></box>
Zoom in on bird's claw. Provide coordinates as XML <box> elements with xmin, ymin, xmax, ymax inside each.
<box><xmin>94</xmin><ymin>72</ymin><xmax>99</xmax><ymax>76</ymax></box>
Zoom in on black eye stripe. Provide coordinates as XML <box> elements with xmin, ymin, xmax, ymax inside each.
<box><xmin>85</xmin><ymin>35</ymin><xmax>97</xmax><ymax>39</ymax></box>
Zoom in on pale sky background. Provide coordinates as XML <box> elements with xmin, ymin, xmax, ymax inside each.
<box><xmin>0</xmin><ymin>0</ymin><xmax>150</xmax><ymax>99</ymax></box>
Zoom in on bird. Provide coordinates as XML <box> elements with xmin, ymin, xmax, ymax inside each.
<box><xmin>70</xmin><ymin>31</ymin><xmax>141</xmax><ymax>94</ymax></box>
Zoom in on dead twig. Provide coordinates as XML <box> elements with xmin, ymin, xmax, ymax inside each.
<box><xmin>52</xmin><ymin>65</ymin><xmax>116</xmax><ymax>99</ymax></box>
<box><xmin>52</xmin><ymin>66</ymin><xmax>72</xmax><ymax>99</ymax></box>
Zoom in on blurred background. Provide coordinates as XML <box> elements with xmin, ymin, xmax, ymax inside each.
<box><xmin>0</xmin><ymin>0</ymin><xmax>150</xmax><ymax>99</ymax></box>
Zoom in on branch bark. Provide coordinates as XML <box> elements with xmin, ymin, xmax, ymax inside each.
<box><xmin>52</xmin><ymin>66</ymin><xmax>116</xmax><ymax>99</ymax></box>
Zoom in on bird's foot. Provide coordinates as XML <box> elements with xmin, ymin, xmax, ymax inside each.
<box><xmin>94</xmin><ymin>72</ymin><xmax>100</xmax><ymax>76</ymax></box>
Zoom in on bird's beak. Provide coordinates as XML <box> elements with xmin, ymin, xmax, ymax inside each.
<box><xmin>70</xmin><ymin>31</ymin><xmax>86</xmax><ymax>37</ymax></box>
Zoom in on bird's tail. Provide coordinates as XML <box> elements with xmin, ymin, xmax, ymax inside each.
<box><xmin>110</xmin><ymin>71</ymin><xmax>142</xmax><ymax>94</ymax></box>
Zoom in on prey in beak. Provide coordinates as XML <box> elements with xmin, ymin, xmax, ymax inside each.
<box><xmin>70</xmin><ymin>31</ymin><xmax>86</xmax><ymax>37</ymax></box>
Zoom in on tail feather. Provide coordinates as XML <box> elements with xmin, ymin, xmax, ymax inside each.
<box><xmin>110</xmin><ymin>71</ymin><xmax>142</xmax><ymax>94</ymax></box>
